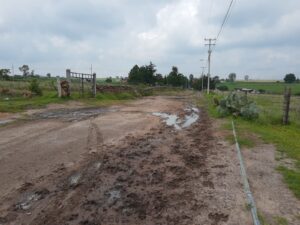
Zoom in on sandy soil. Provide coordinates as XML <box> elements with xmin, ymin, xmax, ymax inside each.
<box><xmin>0</xmin><ymin>95</ymin><xmax>297</xmax><ymax>225</ymax></box>
<box><xmin>243</xmin><ymin>144</ymin><xmax>300</xmax><ymax>225</ymax></box>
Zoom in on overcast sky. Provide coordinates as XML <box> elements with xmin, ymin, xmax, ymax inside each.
<box><xmin>0</xmin><ymin>0</ymin><xmax>299</xmax><ymax>79</ymax></box>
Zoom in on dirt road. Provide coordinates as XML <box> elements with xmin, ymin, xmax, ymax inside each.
<box><xmin>0</xmin><ymin>95</ymin><xmax>252</xmax><ymax>224</ymax></box>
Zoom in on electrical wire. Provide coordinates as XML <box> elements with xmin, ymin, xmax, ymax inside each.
<box><xmin>210</xmin><ymin>0</ymin><xmax>236</xmax><ymax>52</ymax></box>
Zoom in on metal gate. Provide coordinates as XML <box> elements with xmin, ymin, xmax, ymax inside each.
<box><xmin>66</xmin><ymin>69</ymin><xmax>96</xmax><ymax>97</ymax></box>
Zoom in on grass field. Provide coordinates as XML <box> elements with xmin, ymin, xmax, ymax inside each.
<box><xmin>217</xmin><ymin>81</ymin><xmax>300</xmax><ymax>95</ymax></box>
<box><xmin>206</xmin><ymin>92</ymin><xmax>300</xmax><ymax>199</ymax></box>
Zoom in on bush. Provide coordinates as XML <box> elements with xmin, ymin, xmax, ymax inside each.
<box><xmin>29</xmin><ymin>79</ymin><xmax>43</xmax><ymax>96</ymax></box>
<box><xmin>105</xmin><ymin>77</ymin><xmax>113</xmax><ymax>83</ymax></box>
<box><xmin>217</xmin><ymin>92</ymin><xmax>259</xmax><ymax>120</ymax></box>
<box><xmin>217</xmin><ymin>85</ymin><xmax>229</xmax><ymax>91</ymax></box>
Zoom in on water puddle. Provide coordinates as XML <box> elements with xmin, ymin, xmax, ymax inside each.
<box><xmin>69</xmin><ymin>173</ymin><xmax>81</xmax><ymax>187</ymax></box>
<box><xmin>0</xmin><ymin>119</ymin><xmax>13</xmax><ymax>125</ymax></box>
<box><xmin>15</xmin><ymin>189</ymin><xmax>49</xmax><ymax>211</ymax></box>
<box><xmin>152</xmin><ymin>113</ymin><xmax>181</xmax><ymax>130</ymax></box>
<box><xmin>33</xmin><ymin>108</ymin><xmax>117</xmax><ymax>122</ymax></box>
<box><xmin>152</xmin><ymin>107</ymin><xmax>200</xmax><ymax>130</ymax></box>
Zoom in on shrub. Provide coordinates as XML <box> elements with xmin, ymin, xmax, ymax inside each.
<box><xmin>105</xmin><ymin>77</ymin><xmax>113</xmax><ymax>83</ymax></box>
<box><xmin>217</xmin><ymin>85</ymin><xmax>229</xmax><ymax>91</ymax></box>
<box><xmin>217</xmin><ymin>92</ymin><xmax>259</xmax><ymax>120</ymax></box>
<box><xmin>29</xmin><ymin>79</ymin><xmax>43</xmax><ymax>96</ymax></box>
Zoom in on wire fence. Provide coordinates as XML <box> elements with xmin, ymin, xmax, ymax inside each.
<box><xmin>247</xmin><ymin>93</ymin><xmax>300</xmax><ymax>126</ymax></box>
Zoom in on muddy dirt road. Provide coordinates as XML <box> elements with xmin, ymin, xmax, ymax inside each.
<box><xmin>0</xmin><ymin>95</ymin><xmax>252</xmax><ymax>225</ymax></box>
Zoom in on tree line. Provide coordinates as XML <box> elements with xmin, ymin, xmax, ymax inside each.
<box><xmin>128</xmin><ymin>62</ymin><xmax>219</xmax><ymax>90</ymax></box>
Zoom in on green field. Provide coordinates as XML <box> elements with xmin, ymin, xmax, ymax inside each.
<box><xmin>217</xmin><ymin>81</ymin><xmax>300</xmax><ymax>95</ymax></box>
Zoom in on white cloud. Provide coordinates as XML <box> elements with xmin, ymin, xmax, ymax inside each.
<box><xmin>0</xmin><ymin>0</ymin><xmax>299</xmax><ymax>79</ymax></box>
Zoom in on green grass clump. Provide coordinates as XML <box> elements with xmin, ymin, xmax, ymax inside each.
<box><xmin>277</xmin><ymin>166</ymin><xmax>300</xmax><ymax>199</ymax></box>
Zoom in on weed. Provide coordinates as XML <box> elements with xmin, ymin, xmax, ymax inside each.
<box><xmin>274</xmin><ymin>216</ymin><xmax>289</xmax><ymax>225</ymax></box>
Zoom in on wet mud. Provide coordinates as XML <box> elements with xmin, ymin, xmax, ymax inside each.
<box><xmin>0</xmin><ymin>109</ymin><xmax>232</xmax><ymax>225</ymax></box>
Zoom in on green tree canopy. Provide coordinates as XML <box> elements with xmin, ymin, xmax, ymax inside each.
<box><xmin>0</xmin><ymin>69</ymin><xmax>10</xmax><ymax>80</ymax></box>
<box><xmin>19</xmin><ymin>65</ymin><xmax>30</xmax><ymax>77</ymax></box>
<box><xmin>128</xmin><ymin>62</ymin><xmax>157</xmax><ymax>85</ymax></box>
<box><xmin>284</xmin><ymin>73</ymin><xmax>296</xmax><ymax>83</ymax></box>
<box><xmin>228</xmin><ymin>73</ymin><xmax>236</xmax><ymax>82</ymax></box>
<box><xmin>166</xmin><ymin>66</ymin><xmax>187</xmax><ymax>87</ymax></box>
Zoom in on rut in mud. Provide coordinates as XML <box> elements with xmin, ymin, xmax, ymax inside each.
<box><xmin>0</xmin><ymin>110</ymin><xmax>232</xmax><ymax>225</ymax></box>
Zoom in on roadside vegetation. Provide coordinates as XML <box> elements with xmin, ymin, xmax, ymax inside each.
<box><xmin>217</xmin><ymin>81</ymin><xmax>300</xmax><ymax>95</ymax></box>
<box><xmin>205</xmin><ymin>91</ymin><xmax>300</xmax><ymax>199</ymax></box>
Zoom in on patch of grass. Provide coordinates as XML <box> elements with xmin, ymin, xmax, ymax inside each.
<box><xmin>0</xmin><ymin>92</ymin><xmax>65</xmax><ymax>112</ymax></box>
<box><xmin>204</xmin><ymin>92</ymin><xmax>300</xmax><ymax>199</ymax></box>
<box><xmin>0</xmin><ymin>91</ymin><xmax>138</xmax><ymax>113</ymax></box>
<box><xmin>274</xmin><ymin>216</ymin><xmax>289</xmax><ymax>225</ymax></box>
<box><xmin>258</xmin><ymin>211</ymin><xmax>270</xmax><ymax>225</ymax></box>
<box><xmin>277</xmin><ymin>166</ymin><xmax>300</xmax><ymax>199</ymax></box>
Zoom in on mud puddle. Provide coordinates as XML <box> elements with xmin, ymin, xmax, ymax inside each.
<box><xmin>152</xmin><ymin>106</ymin><xmax>199</xmax><ymax>130</ymax></box>
<box><xmin>33</xmin><ymin>107</ymin><xmax>116</xmax><ymax>121</ymax></box>
<box><xmin>0</xmin><ymin>120</ymin><xmax>13</xmax><ymax>126</ymax></box>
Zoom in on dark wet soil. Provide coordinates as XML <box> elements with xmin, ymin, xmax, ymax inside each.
<box><xmin>0</xmin><ymin>110</ymin><xmax>229</xmax><ymax>225</ymax></box>
<box><xmin>32</xmin><ymin>108</ymin><xmax>116</xmax><ymax>121</ymax></box>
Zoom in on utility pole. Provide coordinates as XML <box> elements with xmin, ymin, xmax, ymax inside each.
<box><xmin>205</xmin><ymin>38</ymin><xmax>216</xmax><ymax>94</ymax></box>
<box><xmin>200</xmin><ymin>66</ymin><xmax>206</xmax><ymax>92</ymax></box>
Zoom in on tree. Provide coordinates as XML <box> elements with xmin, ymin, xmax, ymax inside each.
<box><xmin>192</xmin><ymin>76</ymin><xmax>217</xmax><ymax>91</ymax></box>
<box><xmin>19</xmin><ymin>65</ymin><xmax>30</xmax><ymax>77</ymax></box>
<box><xmin>244</xmin><ymin>75</ymin><xmax>249</xmax><ymax>81</ymax></box>
<box><xmin>128</xmin><ymin>65</ymin><xmax>141</xmax><ymax>84</ymax></box>
<box><xmin>155</xmin><ymin>73</ymin><xmax>165</xmax><ymax>85</ymax></box>
<box><xmin>46</xmin><ymin>73</ymin><xmax>51</xmax><ymax>78</ymax></box>
<box><xmin>189</xmin><ymin>74</ymin><xmax>194</xmax><ymax>88</ymax></box>
<box><xmin>128</xmin><ymin>62</ymin><xmax>157</xmax><ymax>85</ymax></box>
<box><xmin>166</xmin><ymin>66</ymin><xmax>187</xmax><ymax>87</ymax></box>
<box><xmin>0</xmin><ymin>69</ymin><xmax>10</xmax><ymax>80</ymax></box>
<box><xmin>228</xmin><ymin>73</ymin><xmax>236</xmax><ymax>82</ymax></box>
<box><xmin>284</xmin><ymin>73</ymin><xmax>296</xmax><ymax>83</ymax></box>
<box><xmin>105</xmin><ymin>77</ymin><xmax>113</xmax><ymax>83</ymax></box>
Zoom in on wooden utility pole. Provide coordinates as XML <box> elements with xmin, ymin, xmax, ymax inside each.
<box><xmin>205</xmin><ymin>38</ymin><xmax>216</xmax><ymax>94</ymax></box>
<box><xmin>283</xmin><ymin>87</ymin><xmax>291</xmax><ymax>125</ymax></box>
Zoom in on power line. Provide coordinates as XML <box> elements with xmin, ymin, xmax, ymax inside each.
<box><xmin>215</xmin><ymin>0</ymin><xmax>236</xmax><ymax>43</ymax></box>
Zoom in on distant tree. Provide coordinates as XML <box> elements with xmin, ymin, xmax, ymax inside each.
<box><xmin>244</xmin><ymin>75</ymin><xmax>249</xmax><ymax>81</ymax></box>
<box><xmin>155</xmin><ymin>73</ymin><xmax>164</xmax><ymax>85</ymax></box>
<box><xmin>192</xmin><ymin>76</ymin><xmax>217</xmax><ymax>91</ymax></box>
<box><xmin>46</xmin><ymin>73</ymin><xmax>51</xmax><ymax>78</ymax></box>
<box><xmin>228</xmin><ymin>73</ymin><xmax>236</xmax><ymax>82</ymax></box>
<box><xmin>128</xmin><ymin>62</ymin><xmax>157</xmax><ymax>85</ymax></box>
<box><xmin>105</xmin><ymin>77</ymin><xmax>113</xmax><ymax>83</ymax></box>
<box><xmin>128</xmin><ymin>65</ymin><xmax>141</xmax><ymax>84</ymax></box>
<box><xmin>19</xmin><ymin>65</ymin><xmax>30</xmax><ymax>77</ymax></box>
<box><xmin>30</xmin><ymin>70</ymin><xmax>35</xmax><ymax>76</ymax></box>
<box><xmin>166</xmin><ymin>66</ymin><xmax>188</xmax><ymax>87</ymax></box>
<box><xmin>284</xmin><ymin>73</ymin><xmax>296</xmax><ymax>83</ymax></box>
<box><xmin>0</xmin><ymin>69</ymin><xmax>10</xmax><ymax>80</ymax></box>
<box><xmin>189</xmin><ymin>74</ymin><xmax>194</xmax><ymax>88</ymax></box>
<box><xmin>213</xmin><ymin>76</ymin><xmax>220</xmax><ymax>84</ymax></box>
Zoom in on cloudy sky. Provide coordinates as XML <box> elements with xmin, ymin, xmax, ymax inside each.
<box><xmin>0</xmin><ymin>0</ymin><xmax>299</xmax><ymax>79</ymax></box>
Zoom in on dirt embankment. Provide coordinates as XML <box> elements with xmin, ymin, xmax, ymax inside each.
<box><xmin>0</xmin><ymin>95</ymin><xmax>251</xmax><ymax>225</ymax></box>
